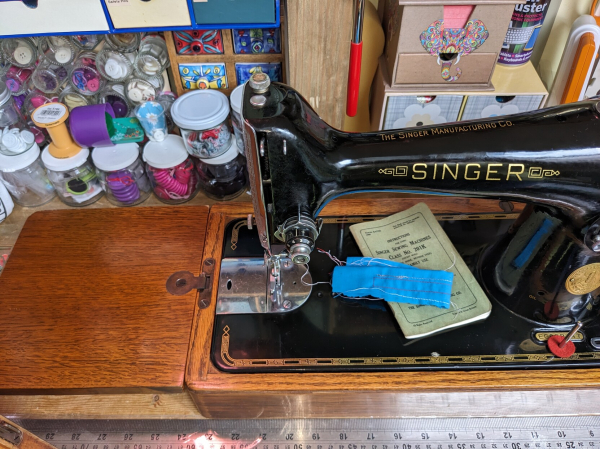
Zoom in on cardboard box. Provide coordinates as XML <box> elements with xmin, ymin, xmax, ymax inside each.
<box><xmin>379</xmin><ymin>0</ymin><xmax>524</xmax><ymax>90</ymax></box>
<box><xmin>371</xmin><ymin>58</ymin><xmax>548</xmax><ymax>131</ymax></box>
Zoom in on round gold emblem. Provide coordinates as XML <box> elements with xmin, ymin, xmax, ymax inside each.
<box><xmin>565</xmin><ymin>263</ymin><xmax>600</xmax><ymax>295</ymax></box>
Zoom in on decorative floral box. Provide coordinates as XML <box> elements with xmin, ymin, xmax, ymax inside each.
<box><xmin>235</xmin><ymin>62</ymin><xmax>282</xmax><ymax>84</ymax></box>
<box><xmin>232</xmin><ymin>28</ymin><xmax>281</xmax><ymax>54</ymax></box>
<box><xmin>179</xmin><ymin>63</ymin><xmax>228</xmax><ymax>90</ymax></box>
<box><xmin>173</xmin><ymin>30</ymin><xmax>224</xmax><ymax>55</ymax></box>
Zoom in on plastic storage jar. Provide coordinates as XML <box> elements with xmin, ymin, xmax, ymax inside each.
<box><xmin>69</xmin><ymin>52</ymin><xmax>103</xmax><ymax>96</ymax></box>
<box><xmin>0</xmin><ymin>143</ymin><xmax>55</xmax><ymax>207</ymax></box>
<box><xmin>195</xmin><ymin>139</ymin><xmax>247</xmax><ymax>200</ymax></box>
<box><xmin>134</xmin><ymin>36</ymin><xmax>170</xmax><ymax>77</ymax></box>
<box><xmin>98</xmin><ymin>83</ymin><xmax>131</xmax><ymax>118</ymax></box>
<box><xmin>37</xmin><ymin>36</ymin><xmax>75</xmax><ymax>66</ymax></box>
<box><xmin>70</xmin><ymin>35</ymin><xmax>104</xmax><ymax>51</ymax></box>
<box><xmin>5</xmin><ymin>66</ymin><xmax>33</xmax><ymax>96</ymax></box>
<box><xmin>1</xmin><ymin>38</ymin><xmax>37</xmax><ymax>68</ymax></box>
<box><xmin>41</xmin><ymin>147</ymin><xmax>104</xmax><ymax>206</ymax></box>
<box><xmin>0</xmin><ymin>82</ymin><xmax>24</xmax><ymax>128</ymax></box>
<box><xmin>97</xmin><ymin>48</ymin><xmax>134</xmax><ymax>82</ymax></box>
<box><xmin>143</xmin><ymin>134</ymin><xmax>200</xmax><ymax>204</ymax></box>
<box><xmin>92</xmin><ymin>143</ymin><xmax>151</xmax><ymax>207</ymax></box>
<box><xmin>105</xmin><ymin>33</ymin><xmax>142</xmax><ymax>54</ymax></box>
<box><xmin>170</xmin><ymin>89</ymin><xmax>232</xmax><ymax>158</ymax></box>
<box><xmin>229</xmin><ymin>83</ymin><xmax>245</xmax><ymax>154</ymax></box>
<box><xmin>126</xmin><ymin>76</ymin><xmax>163</xmax><ymax>105</ymax></box>
<box><xmin>59</xmin><ymin>86</ymin><xmax>94</xmax><ymax>111</ymax></box>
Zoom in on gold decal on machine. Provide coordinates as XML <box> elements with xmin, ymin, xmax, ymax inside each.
<box><xmin>378</xmin><ymin>120</ymin><xmax>513</xmax><ymax>141</ymax></box>
<box><xmin>377</xmin><ymin>163</ymin><xmax>559</xmax><ymax>181</ymax></box>
<box><xmin>565</xmin><ymin>264</ymin><xmax>600</xmax><ymax>295</ymax></box>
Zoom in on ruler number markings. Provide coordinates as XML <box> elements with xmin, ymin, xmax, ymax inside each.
<box><xmin>35</xmin><ymin>427</ymin><xmax>600</xmax><ymax>449</ymax></box>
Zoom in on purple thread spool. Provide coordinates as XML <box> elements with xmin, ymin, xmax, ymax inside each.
<box><xmin>69</xmin><ymin>103</ymin><xmax>115</xmax><ymax>147</ymax></box>
<box><xmin>106</xmin><ymin>170</ymin><xmax>140</xmax><ymax>204</ymax></box>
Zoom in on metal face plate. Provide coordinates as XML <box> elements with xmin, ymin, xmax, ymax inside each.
<box><xmin>216</xmin><ymin>257</ymin><xmax>312</xmax><ymax>314</ymax></box>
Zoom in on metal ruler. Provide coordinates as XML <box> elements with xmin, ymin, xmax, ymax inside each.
<box><xmin>14</xmin><ymin>418</ymin><xmax>600</xmax><ymax>449</ymax></box>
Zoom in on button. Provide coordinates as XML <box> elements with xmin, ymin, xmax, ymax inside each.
<box><xmin>6</xmin><ymin>79</ymin><xmax>20</xmax><ymax>92</ymax></box>
<box><xmin>128</xmin><ymin>87</ymin><xmax>143</xmax><ymax>102</ymax></box>
<box><xmin>1</xmin><ymin>133</ymin><xmax>20</xmax><ymax>153</ymax></box>
<box><xmin>87</xmin><ymin>78</ymin><xmax>100</xmax><ymax>92</ymax></box>
<box><xmin>105</xmin><ymin>58</ymin><xmax>126</xmax><ymax>79</ymax></box>
<box><xmin>13</xmin><ymin>45</ymin><xmax>33</xmax><ymax>65</ymax></box>
<box><xmin>153</xmin><ymin>130</ymin><xmax>166</xmax><ymax>141</ymax></box>
<box><xmin>21</xmin><ymin>130</ymin><xmax>35</xmax><ymax>146</ymax></box>
<box><xmin>30</xmin><ymin>96</ymin><xmax>47</xmax><ymax>108</ymax></box>
<box><xmin>64</xmin><ymin>94</ymin><xmax>88</xmax><ymax>109</ymax></box>
<box><xmin>143</xmin><ymin>59</ymin><xmax>160</xmax><ymax>75</ymax></box>
<box><xmin>54</xmin><ymin>47</ymin><xmax>72</xmax><ymax>64</ymax></box>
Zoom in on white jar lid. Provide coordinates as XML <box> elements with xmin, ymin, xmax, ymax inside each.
<box><xmin>198</xmin><ymin>139</ymin><xmax>238</xmax><ymax>165</ymax></box>
<box><xmin>92</xmin><ymin>142</ymin><xmax>140</xmax><ymax>172</ymax></box>
<box><xmin>230</xmin><ymin>83</ymin><xmax>245</xmax><ymax>115</ymax></box>
<box><xmin>0</xmin><ymin>143</ymin><xmax>40</xmax><ymax>172</ymax></box>
<box><xmin>171</xmin><ymin>89</ymin><xmax>230</xmax><ymax>131</ymax></box>
<box><xmin>143</xmin><ymin>134</ymin><xmax>188</xmax><ymax>169</ymax></box>
<box><xmin>42</xmin><ymin>146</ymin><xmax>90</xmax><ymax>172</ymax></box>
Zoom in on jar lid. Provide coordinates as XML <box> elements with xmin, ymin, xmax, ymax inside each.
<box><xmin>92</xmin><ymin>142</ymin><xmax>140</xmax><ymax>172</ymax></box>
<box><xmin>0</xmin><ymin>143</ymin><xmax>40</xmax><ymax>172</ymax></box>
<box><xmin>230</xmin><ymin>83</ymin><xmax>245</xmax><ymax>115</ymax></box>
<box><xmin>171</xmin><ymin>90</ymin><xmax>230</xmax><ymax>131</ymax></box>
<box><xmin>198</xmin><ymin>139</ymin><xmax>238</xmax><ymax>165</ymax></box>
<box><xmin>143</xmin><ymin>134</ymin><xmax>188</xmax><ymax>169</ymax></box>
<box><xmin>41</xmin><ymin>146</ymin><xmax>89</xmax><ymax>171</ymax></box>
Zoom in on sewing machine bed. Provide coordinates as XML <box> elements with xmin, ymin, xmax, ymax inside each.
<box><xmin>211</xmin><ymin>214</ymin><xmax>600</xmax><ymax>373</ymax></box>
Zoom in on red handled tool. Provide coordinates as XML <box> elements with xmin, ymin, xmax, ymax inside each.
<box><xmin>346</xmin><ymin>0</ymin><xmax>365</xmax><ymax>117</ymax></box>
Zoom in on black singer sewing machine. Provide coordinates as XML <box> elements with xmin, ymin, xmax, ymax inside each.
<box><xmin>208</xmin><ymin>73</ymin><xmax>600</xmax><ymax>374</ymax></box>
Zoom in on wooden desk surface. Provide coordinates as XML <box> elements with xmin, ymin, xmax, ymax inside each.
<box><xmin>0</xmin><ymin>206</ymin><xmax>209</xmax><ymax>394</ymax></box>
<box><xmin>1</xmin><ymin>195</ymin><xmax>599</xmax><ymax>419</ymax></box>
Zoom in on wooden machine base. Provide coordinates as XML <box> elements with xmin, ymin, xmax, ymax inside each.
<box><xmin>185</xmin><ymin>198</ymin><xmax>600</xmax><ymax>418</ymax></box>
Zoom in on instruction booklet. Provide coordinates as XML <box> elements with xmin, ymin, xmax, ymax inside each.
<box><xmin>349</xmin><ymin>203</ymin><xmax>492</xmax><ymax>339</ymax></box>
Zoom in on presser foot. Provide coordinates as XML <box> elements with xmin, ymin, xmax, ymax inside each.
<box><xmin>216</xmin><ymin>254</ymin><xmax>312</xmax><ymax>314</ymax></box>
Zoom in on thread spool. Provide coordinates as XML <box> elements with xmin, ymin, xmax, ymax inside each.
<box><xmin>31</xmin><ymin>102</ymin><xmax>82</xmax><ymax>158</ymax></box>
<box><xmin>69</xmin><ymin>103</ymin><xmax>116</xmax><ymax>148</ymax></box>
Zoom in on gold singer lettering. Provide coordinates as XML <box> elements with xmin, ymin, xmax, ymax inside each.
<box><xmin>379</xmin><ymin>162</ymin><xmax>556</xmax><ymax>181</ymax></box>
<box><xmin>464</xmin><ymin>163</ymin><xmax>481</xmax><ymax>180</ymax></box>
<box><xmin>378</xmin><ymin>119</ymin><xmax>513</xmax><ymax>141</ymax></box>
<box><xmin>412</xmin><ymin>163</ymin><xmax>427</xmax><ymax>180</ymax></box>
<box><xmin>486</xmin><ymin>163</ymin><xmax>503</xmax><ymax>181</ymax></box>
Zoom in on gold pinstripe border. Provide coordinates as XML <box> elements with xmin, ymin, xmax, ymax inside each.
<box><xmin>220</xmin><ymin>326</ymin><xmax>600</xmax><ymax>368</ymax></box>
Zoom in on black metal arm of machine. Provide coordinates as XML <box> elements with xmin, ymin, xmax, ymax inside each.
<box><xmin>241</xmin><ymin>74</ymin><xmax>600</xmax><ymax>325</ymax></box>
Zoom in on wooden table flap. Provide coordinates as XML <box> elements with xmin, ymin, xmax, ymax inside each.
<box><xmin>0</xmin><ymin>206</ymin><xmax>209</xmax><ymax>394</ymax></box>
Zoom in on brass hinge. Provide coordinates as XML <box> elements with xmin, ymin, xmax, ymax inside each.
<box><xmin>166</xmin><ymin>258</ymin><xmax>215</xmax><ymax>309</ymax></box>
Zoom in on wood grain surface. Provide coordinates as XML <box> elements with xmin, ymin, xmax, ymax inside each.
<box><xmin>180</xmin><ymin>197</ymin><xmax>600</xmax><ymax>420</ymax></box>
<box><xmin>0</xmin><ymin>415</ymin><xmax>55</xmax><ymax>449</ymax></box>
<box><xmin>0</xmin><ymin>394</ymin><xmax>201</xmax><ymax>420</ymax></box>
<box><xmin>0</xmin><ymin>206</ymin><xmax>209</xmax><ymax>394</ymax></box>
<box><xmin>286</xmin><ymin>0</ymin><xmax>354</xmax><ymax>129</ymax></box>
